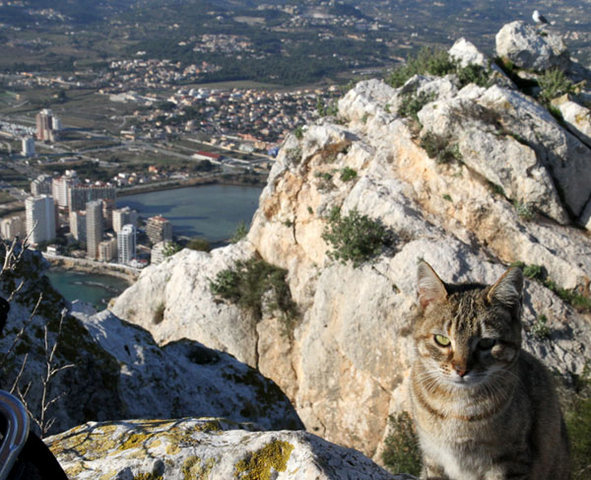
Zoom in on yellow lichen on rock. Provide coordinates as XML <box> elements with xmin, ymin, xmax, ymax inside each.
<box><xmin>234</xmin><ymin>440</ymin><xmax>294</xmax><ymax>480</ymax></box>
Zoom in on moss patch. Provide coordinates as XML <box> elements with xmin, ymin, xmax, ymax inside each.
<box><xmin>234</xmin><ymin>440</ymin><xmax>294</xmax><ymax>480</ymax></box>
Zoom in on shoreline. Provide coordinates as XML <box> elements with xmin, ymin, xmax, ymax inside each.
<box><xmin>116</xmin><ymin>174</ymin><xmax>266</xmax><ymax>198</ymax></box>
<box><xmin>44</xmin><ymin>254</ymin><xmax>141</xmax><ymax>282</ymax></box>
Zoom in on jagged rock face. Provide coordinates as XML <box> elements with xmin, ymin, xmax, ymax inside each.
<box><xmin>47</xmin><ymin>418</ymin><xmax>411</xmax><ymax>480</ymax></box>
<box><xmin>111</xmin><ymin>34</ymin><xmax>591</xmax><ymax>460</ymax></box>
<box><xmin>0</xmin><ymin>260</ymin><xmax>302</xmax><ymax>435</ymax></box>
<box><xmin>496</xmin><ymin>21</ymin><xmax>570</xmax><ymax>71</ymax></box>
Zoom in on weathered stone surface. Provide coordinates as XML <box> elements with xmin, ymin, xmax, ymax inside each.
<box><xmin>552</xmin><ymin>94</ymin><xmax>591</xmax><ymax>146</ymax></box>
<box><xmin>0</xmin><ymin>264</ymin><xmax>301</xmax><ymax>434</ymax></box>
<box><xmin>110</xmin><ymin>24</ymin><xmax>591</xmax><ymax>465</ymax></box>
<box><xmin>47</xmin><ymin>418</ymin><xmax>409</xmax><ymax>480</ymax></box>
<box><xmin>111</xmin><ymin>242</ymin><xmax>259</xmax><ymax>366</ymax></box>
<box><xmin>495</xmin><ymin>21</ymin><xmax>570</xmax><ymax>71</ymax></box>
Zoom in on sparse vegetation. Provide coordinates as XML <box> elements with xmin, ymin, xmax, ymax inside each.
<box><xmin>532</xmin><ymin>314</ymin><xmax>551</xmax><ymax>340</ymax></box>
<box><xmin>420</xmin><ymin>131</ymin><xmax>462</xmax><ymax>164</ymax></box>
<box><xmin>387</xmin><ymin>47</ymin><xmax>456</xmax><ymax>88</ymax></box>
<box><xmin>322</xmin><ymin>207</ymin><xmax>393</xmax><ymax>267</ymax></box>
<box><xmin>230</xmin><ymin>221</ymin><xmax>249</xmax><ymax>243</ymax></box>
<box><xmin>294</xmin><ymin>125</ymin><xmax>304</xmax><ymax>139</ymax></box>
<box><xmin>538</xmin><ymin>68</ymin><xmax>574</xmax><ymax>104</ymax></box>
<box><xmin>340</xmin><ymin>167</ymin><xmax>358</xmax><ymax>182</ymax></box>
<box><xmin>210</xmin><ymin>257</ymin><xmax>298</xmax><ymax>330</ymax></box>
<box><xmin>398</xmin><ymin>90</ymin><xmax>436</xmax><ymax>124</ymax></box>
<box><xmin>186</xmin><ymin>237</ymin><xmax>211</xmax><ymax>252</ymax></box>
<box><xmin>511</xmin><ymin>262</ymin><xmax>591</xmax><ymax>313</ymax></box>
<box><xmin>387</xmin><ymin>47</ymin><xmax>491</xmax><ymax>89</ymax></box>
<box><xmin>163</xmin><ymin>241</ymin><xmax>182</xmax><ymax>257</ymax></box>
<box><xmin>513</xmin><ymin>200</ymin><xmax>535</xmax><ymax>220</ymax></box>
<box><xmin>382</xmin><ymin>412</ymin><xmax>422</xmax><ymax>476</ymax></box>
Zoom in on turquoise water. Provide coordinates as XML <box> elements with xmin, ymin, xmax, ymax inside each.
<box><xmin>48</xmin><ymin>184</ymin><xmax>263</xmax><ymax>307</ymax></box>
<box><xmin>117</xmin><ymin>184</ymin><xmax>263</xmax><ymax>243</ymax></box>
<box><xmin>45</xmin><ymin>270</ymin><xmax>131</xmax><ymax>308</ymax></box>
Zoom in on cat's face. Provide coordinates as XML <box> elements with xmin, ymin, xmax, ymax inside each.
<box><xmin>414</xmin><ymin>262</ymin><xmax>523</xmax><ymax>388</ymax></box>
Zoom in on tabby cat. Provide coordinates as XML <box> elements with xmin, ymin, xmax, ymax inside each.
<box><xmin>409</xmin><ymin>261</ymin><xmax>570</xmax><ymax>480</ymax></box>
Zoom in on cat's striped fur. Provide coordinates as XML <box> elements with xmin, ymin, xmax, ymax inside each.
<box><xmin>409</xmin><ymin>262</ymin><xmax>570</xmax><ymax>480</ymax></box>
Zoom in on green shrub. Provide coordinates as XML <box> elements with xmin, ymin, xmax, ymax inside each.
<box><xmin>513</xmin><ymin>201</ymin><xmax>535</xmax><ymax>220</ymax></box>
<box><xmin>510</xmin><ymin>262</ymin><xmax>591</xmax><ymax>313</ymax></box>
<box><xmin>420</xmin><ymin>131</ymin><xmax>462</xmax><ymax>164</ymax></box>
<box><xmin>387</xmin><ymin>48</ymin><xmax>491</xmax><ymax>89</ymax></box>
<box><xmin>163</xmin><ymin>242</ymin><xmax>181</xmax><ymax>257</ymax></box>
<box><xmin>322</xmin><ymin>207</ymin><xmax>392</xmax><ymax>267</ymax></box>
<box><xmin>456</xmin><ymin>63</ymin><xmax>492</xmax><ymax>88</ymax></box>
<box><xmin>538</xmin><ymin>68</ymin><xmax>573</xmax><ymax>103</ymax></box>
<box><xmin>186</xmin><ymin>237</ymin><xmax>211</xmax><ymax>252</ymax></box>
<box><xmin>294</xmin><ymin>125</ymin><xmax>304</xmax><ymax>139</ymax></box>
<box><xmin>210</xmin><ymin>257</ymin><xmax>297</xmax><ymax>328</ymax></box>
<box><xmin>387</xmin><ymin>47</ymin><xmax>456</xmax><ymax>88</ymax></box>
<box><xmin>398</xmin><ymin>91</ymin><xmax>436</xmax><ymax>123</ymax></box>
<box><xmin>382</xmin><ymin>412</ymin><xmax>422</xmax><ymax>476</ymax></box>
<box><xmin>532</xmin><ymin>314</ymin><xmax>551</xmax><ymax>340</ymax></box>
<box><xmin>230</xmin><ymin>221</ymin><xmax>248</xmax><ymax>243</ymax></box>
<box><xmin>340</xmin><ymin>167</ymin><xmax>358</xmax><ymax>182</ymax></box>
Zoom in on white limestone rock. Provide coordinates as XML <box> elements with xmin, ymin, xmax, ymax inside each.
<box><xmin>111</xmin><ymin>42</ymin><xmax>591</xmax><ymax>463</ymax></box>
<box><xmin>495</xmin><ymin>21</ymin><xmax>570</xmax><ymax>71</ymax></box>
<box><xmin>47</xmin><ymin>418</ymin><xmax>409</xmax><ymax>480</ymax></box>
<box><xmin>111</xmin><ymin>242</ymin><xmax>259</xmax><ymax>365</ymax></box>
<box><xmin>552</xmin><ymin>94</ymin><xmax>591</xmax><ymax>146</ymax></box>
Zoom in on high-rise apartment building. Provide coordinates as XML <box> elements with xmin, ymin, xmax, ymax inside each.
<box><xmin>99</xmin><ymin>237</ymin><xmax>117</xmax><ymax>262</ymax></box>
<box><xmin>25</xmin><ymin>195</ymin><xmax>56</xmax><ymax>245</ymax></box>
<box><xmin>146</xmin><ymin>216</ymin><xmax>173</xmax><ymax>245</ymax></box>
<box><xmin>117</xmin><ymin>224</ymin><xmax>136</xmax><ymax>265</ymax></box>
<box><xmin>52</xmin><ymin>170</ymin><xmax>79</xmax><ymax>209</ymax></box>
<box><xmin>0</xmin><ymin>216</ymin><xmax>24</xmax><ymax>241</ymax></box>
<box><xmin>68</xmin><ymin>183</ymin><xmax>116</xmax><ymax>212</ymax></box>
<box><xmin>112</xmin><ymin>207</ymin><xmax>138</xmax><ymax>233</ymax></box>
<box><xmin>31</xmin><ymin>174</ymin><xmax>53</xmax><ymax>196</ymax></box>
<box><xmin>35</xmin><ymin>109</ymin><xmax>54</xmax><ymax>142</ymax></box>
<box><xmin>86</xmin><ymin>200</ymin><xmax>103</xmax><ymax>259</ymax></box>
<box><xmin>21</xmin><ymin>137</ymin><xmax>35</xmax><ymax>157</ymax></box>
<box><xmin>69</xmin><ymin>210</ymin><xmax>86</xmax><ymax>242</ymax></box>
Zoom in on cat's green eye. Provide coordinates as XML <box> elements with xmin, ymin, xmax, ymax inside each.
<box><xmin>478</xmin><ymin>338</ymin><xmax>496</xmax><ymax>350</ymax></box>
<box><xmin>434</xmin><ymin>334</ymin><xmax>451</xmax><ymax>347</ymax></box>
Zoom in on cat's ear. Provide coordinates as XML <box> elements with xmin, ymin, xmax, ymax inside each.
<box><xmin>487</xmin><ymin>267</ymin><xmax>523</xmax><ymax>310</ymax></box>
<box><xmin>417</xmin><ymin>261</ymin><xmax>447</xmax><ymax>309</ymax></box>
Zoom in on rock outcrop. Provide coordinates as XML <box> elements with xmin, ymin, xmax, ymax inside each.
<box><xmin>47</xmin><ymin>418</ymin><xmax>412</xmax><ymax>480</ymax></box>
<box><xmin>0</xmin><ymin>252</ymin><xmax>302</xmax><ymax>435</ymax></box>
<box><xmin>111</xmin><ymin>24</ymin><xmax>591</xmax><ymax>463</ymax></box>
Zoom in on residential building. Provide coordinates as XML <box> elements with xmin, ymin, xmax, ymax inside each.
<box><xmin>86</xmin><ymin>200</ymin><xmax>103</xmax><ymax>259</ymax></box>
<box><xmin>69</xmin><ymin>210</ymin><xmax>86</xmax><ymax>242</ymax></box>
<box><xmin>69</xmin><ymin>183</ymin><xmax>116</xmax><ymax>212</ymax></box>
<box><xmin>35</xmin><ymin>108</ymin><xmax>54</xmax><ymax>142</ymax></box>
<box><xmin>21</xmin><ymin>137</ymin><xmax>35</xmax><ymax>157</ymax></box>
<box><xmin>117</xmin><ymin>224</ymin><xmax>136</xmax><ymax>265</ymax></box>
<box><xmin>25</xmin><ymin>195</ymin><xmax>56</xmax><ymax>245</ymax></box>
<box><xmin>0</xmin><ymin>216</ymin><xmax>24</xmax><ymax>241</ymax></box>
<box><xmin>112</xmin><ymin>207</ymin><xmax>138</xmax><ymax>233</ymax></box>
<box><xmin>52</xmin><ymin>170</ymin><xmax>79</xmax><ymax>209</ymax></box>
<box><xmin>146</xmin><ymin>216</ymin><xmax>173</xmax><ymax>245</ymax></box>
<box><xmin>31</xmin><ymin>175</ymin><xmax>53</xmax><ymax>196</ymax></box>
<box><xmin>98</xmin><ymin>237</ymin><xmax>117</xmax><ymax>262</ymax></box>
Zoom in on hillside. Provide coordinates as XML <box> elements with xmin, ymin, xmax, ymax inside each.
<box><xmin>111</xmin><ymin>20</ymin><xmax>591</xmax><ymax>471</ymax></box>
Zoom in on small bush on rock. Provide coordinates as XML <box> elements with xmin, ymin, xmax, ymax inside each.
<box><xmin>387</xmin><ymin>47</ymin><xmax>456</xmax><ymax>87</ymax></box>
<box><xmin>538</xmin><ymin>68</ymin><xmax>573</xmax><ymax>103</ymax></box>
<box><xmin>322</xmin><ymin>207</ymin><xmax>393</xmax><ymax>267</ymax></box>
<box><xmin>210</xmin><ymin>257</ymin><xmax>298</xmax><ymax>329</ymax></box>
<box><xmin>420</xmin><ymin>131</ymin><xmax>462</xmax><ymax>164</ymax></box>
<box><xmin>382</xmin><ymin>412</ymin><xmax>422</xmax><ymax>476</ymax></box>
<box><xmin>398</xmin><ymin>90</ymin><xmax>436</xmax><ymax>124</ymax></box>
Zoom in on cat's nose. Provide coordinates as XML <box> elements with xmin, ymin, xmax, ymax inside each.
<box><xmin>454</xmin><ymin>365</ymin><xmax>469</xmax><ymax>377</ymax></box>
